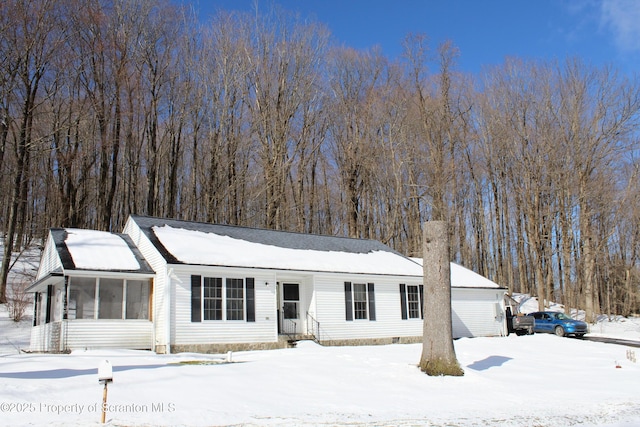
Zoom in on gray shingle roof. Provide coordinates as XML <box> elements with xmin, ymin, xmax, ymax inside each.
<box><xmin>130</xmin><ymin>215</ymin><xmax>404</xmax><ymax>265</ymax></box>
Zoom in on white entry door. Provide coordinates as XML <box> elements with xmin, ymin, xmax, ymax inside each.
<box><xmin>281</xmin><ymin>283</ymin><xmax>301</xmax><ymax>334</ymax></box>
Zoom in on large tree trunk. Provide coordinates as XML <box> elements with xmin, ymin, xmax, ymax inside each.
<box><xmin>419</xmin><ymin>221</ymin><xmax>464</xmax><ymax>376</ymax></box>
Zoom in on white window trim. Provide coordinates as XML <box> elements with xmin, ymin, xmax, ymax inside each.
<box><xmin>67</xmin><ymin>277</ymin><xmax>150</xmax><ymax>321</ymax></box>
<box><xmin>352</xmin><ymin>283</ymin><xmax>369</xmax><ymax>321</ymax></box>
<box><xmin>201</xmin><ymin>276</ymin><xmax>247</xmax><ymax>322</ymax></box>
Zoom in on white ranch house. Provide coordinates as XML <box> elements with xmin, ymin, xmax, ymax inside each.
<box><xmin>28</xmin><ymin>215</ymin><xmax>507</xmax><ymax>353</ymax></box>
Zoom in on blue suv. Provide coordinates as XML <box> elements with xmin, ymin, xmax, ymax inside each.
<box><xmin>530</xmin><ymin>311</ymin><xmax>588</xmax><ymax>337</ymax></box>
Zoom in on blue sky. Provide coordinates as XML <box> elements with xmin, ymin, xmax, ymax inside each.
<box><xmin>187</xmin><ymin>0</ymin><xmax>640</xmax><ymax>75</ymax></box>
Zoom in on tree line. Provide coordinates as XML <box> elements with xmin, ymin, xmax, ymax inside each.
<box><xmin>1</xmin><ymin>0</ymin><xmax>639</xmax><ymax>320</ymax></box>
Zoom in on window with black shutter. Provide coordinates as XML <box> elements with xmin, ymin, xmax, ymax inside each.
<box><xmin>345</xmin><ymin>281</ymin><xmax>376</xmax><ymax>321</ymax></box>
<box><xmin>192</xmin><ymin>275</ymin><xmax>255</xmax><ymax>322</ymax></box>
<box><xmin>45</xmin><ymin>285</ymin><xmax>53</xmax><ymax>324</ymax></box>
<box><xmin>344</xmin><ymin>282</ymin><xmax>353</xmax><ymax>321</ymax></box>
<box><xmin>399</xmin><ymin>284</ymin><xmax>408</xmax><ymax>320</ymax></box>
<box><xmin>400</xmin><ymin>284</ymin><xmax>424</xmax><ymax>320</ymax></box>
<box><xmin>367</xmin><ymin>283</ymin><xmax>376</xmax><ymax>321</ymax></box>
<box><xmin>191</xmin><ymin>275</ymin><xmax>202</xmax><ymax>322</ymax></box>
<box><xmin>246</xmin><ymin>277</ymin><xmax>255</xmax><ymax>322</ymax></box>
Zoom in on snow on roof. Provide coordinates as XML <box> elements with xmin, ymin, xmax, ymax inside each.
<box><xmin>450</xmin><ymin>263</ymin><xmax>501</xmax><ymax>288</ymax></box>
<box><xmin>410</xmin><ymin>258</ymin><xmax>501</xmax><ymax>289</ymax></box>
<box><xmin>153</xmin><ymin>225</ymin><xmax>423</xmax><ymax>276</ymax></box>
<box><xmin>64</xmin><ymin>229</ymin><xmax>141</xmax><ymax>271</ymax></box>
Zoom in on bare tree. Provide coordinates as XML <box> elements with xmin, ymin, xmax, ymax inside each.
<box><xmin>327</xmin><ymin>47</ymin><xmax>387</xmax><ymax>237</ymax></box>
<box><xmin>243</xmin><ymin>8</ymin><xmax>328</xmax><ymax>230</ymax></box>
<box><xmin>554</xmin><ymin>60</ymin><xmax>640</xmax><ymax>320</ymax></box>
<box><xmin>1</xmin><ymin>0</ymin><xmax>639</xmax><ymax>317</ymax></box>
<box><xmin>197</xmin><ymin>12</ymin><xmax>253</xmax><ymax>225</ymax></box>
<box><xmin>404</xmin><ymin>35</ymin><xmax>462</xmax><ymax>222</ymax></box>
<box><xmin>0</xmin><ymin>0</ymin><xmax>63</xmax><ymax>302</ymax></box>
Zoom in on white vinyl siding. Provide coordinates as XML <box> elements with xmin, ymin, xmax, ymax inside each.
<box><xmin>33</xmin><ymin>232</ymin><xmax>62</xmax><ymax>281</ymax></box>
<box><xmin>451</xmin><ymin>288</ymin><xmax>506</xmax><ymax>338</ymax></box>
<box><xmin>315</xmin><ymin>274</ymin><xmax>423</xmax><ymax>341</ymax></box>
<box><xmin>64</xmin><ymin>320</ymin><xmax>153</xmax><ymax>350</ymax></box>
<box><xmin>170</xmin><ymin>267</ymin><xmax>277</xmax><ymax>346</ymax></box>
<box><xmin>30</xmin><ymin>319</ymin><xmax>153</xmax><ymax>352</ymax></box>
<box><xmin>30</xmin><ymin>322</ymin><xmax>61</xmax><ymax>352</ymax></box>
<box><xmin>314</xmin><ymin>273</ymin><xmax>505</xmax><ymax>341</ymax></box>
<box><xmin>123</xmin><ymin>218</ymin><xmax>168</xmax><ymax>350</ymax></box>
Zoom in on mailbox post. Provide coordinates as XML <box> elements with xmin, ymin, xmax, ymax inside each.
<box><xmin>98</xmin><ymin>360</ymin><xmax>113</xmax><ymax>424</ymax></box>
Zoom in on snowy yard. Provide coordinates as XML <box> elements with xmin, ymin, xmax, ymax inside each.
<box><xmin>2</xmin><ymin>243</ymin><xmax>639</xmax><ymax>426</ymax></box>
<box><xmin>1</xmin><ymin>303</ymin><xmax>640</xmax><ymax>427</ymax></box>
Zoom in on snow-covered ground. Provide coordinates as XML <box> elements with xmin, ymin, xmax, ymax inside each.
<box><xmin>1</xmin><ymin>245</ymin><xmax>640</xmax><ymax>426</ymax></box>
<box><xmin>1</xmin><ymin>302</ymin><xmax>640</xmax><ymax>427</ymax></box>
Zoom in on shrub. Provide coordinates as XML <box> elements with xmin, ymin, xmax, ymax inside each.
<box><xmin>7</xmin><ymin>279</ymin><xmax>31</xmax><ymax>322</ymax></box>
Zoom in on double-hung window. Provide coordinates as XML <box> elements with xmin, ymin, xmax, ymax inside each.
<box><xmin>191</xmin><ymin>275</ymin><xmax>255</xmax><ymax>322</ymax></box>
<box><xmin>203</xmin><ymin>277</ymin><xmax>223</xmax><ymax>320</ymax></box>
<box><xmin>353</xmin><ymin>283</ymin><xmax>368</xmax><ymax>320</ymax></box>
<box><xmin>226</xmin><ymin>278</ymin><xmax>244</xmax><ymax>320</ymax></box>
<box><xmin>400</xmin><ymin>284</ymin><xmax>424</xmax><ymax>319</ymax></box>
<box><xmin>344</xmin><ymin>282</ymin><xmax>376</xmax><ymax>321</ymax></box>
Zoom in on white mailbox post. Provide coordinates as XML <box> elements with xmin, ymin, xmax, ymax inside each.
<box><xmin>98</xmin><ymin>360</ymin><xmax>113</xmax><ymax>424</ymax></box>
<box><xmin>98</xmin><ymin>360</ymin><xmax>113</xmax><ymax>383</ymax></box>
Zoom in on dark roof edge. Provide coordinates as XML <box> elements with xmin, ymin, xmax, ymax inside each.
<box><xmin>51</xmin><ymin>228</ymin><xmax>75</xmax><ymax>270</ymax></box>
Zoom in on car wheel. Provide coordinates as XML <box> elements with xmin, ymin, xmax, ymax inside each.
<box><xmin>554</xmin><ymin>326</ymin><xmax>565</xmax><ymax>337</ymax></box>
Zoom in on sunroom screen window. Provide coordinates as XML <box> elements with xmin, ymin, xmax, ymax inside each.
<box><xmin>98</xmin><ymin>278</ymin><xmax>124</xmax><ymax>319</ymax></box>
<box><xmin>69</xmin><ymin>277</ymin><xmax>96</xmax><ymax>319</ymax></box>
<box><xmin>51</xmin><ymin>286</ymin><xmax>63</xmax><ymax>322</ymax></box>
<box><xmin>126</xmin><ymin>280</ymin><xmax>150</xmax><ymax>319</ymax></box>
<box><xmin>37</xmin><ymin>292</ymin><xmax>47</xmax><ymax>324</ymax></box>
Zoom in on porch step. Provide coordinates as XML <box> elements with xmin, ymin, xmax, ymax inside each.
<box><xmin>279</xmin><ymin>334</ymin><xmax>317</xmax><ymax>347</ymax></box>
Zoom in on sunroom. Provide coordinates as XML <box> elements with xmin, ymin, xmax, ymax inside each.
<box><xmin>27</xmin><ymin>228</ymin><xmax>155</xmax><ymax>352</ymax></box>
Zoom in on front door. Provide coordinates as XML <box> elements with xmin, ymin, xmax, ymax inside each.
<box><xmin>281</xmin><ymin>283</ymin><xmax>300</xmax><ymax>334</ymax></box>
